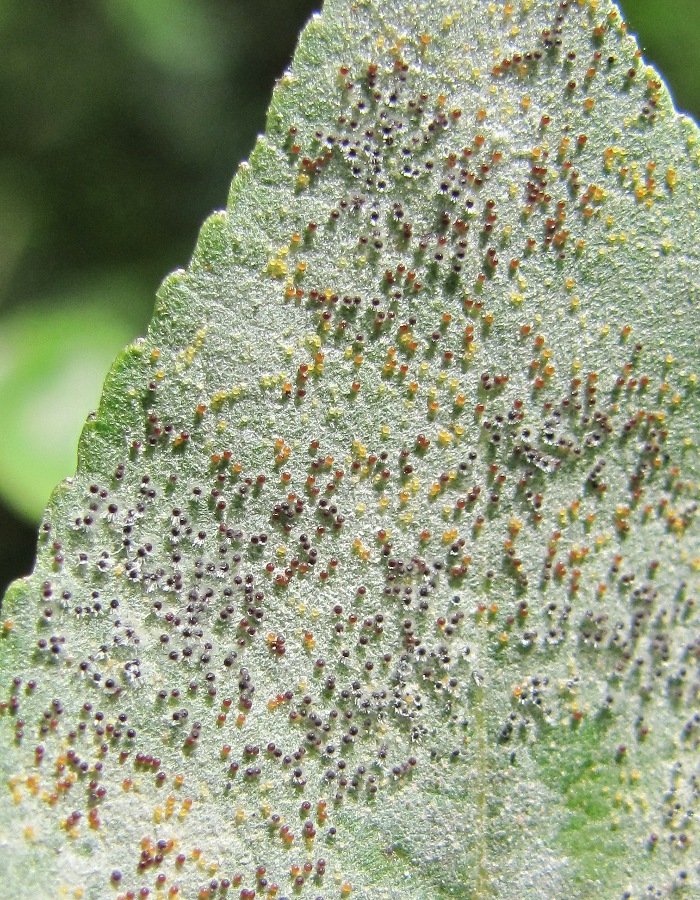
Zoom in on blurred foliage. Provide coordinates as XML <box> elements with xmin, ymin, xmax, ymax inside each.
<box><xmin>0</xmin><ymin>0</ymin><xmax>697</xmax><ymax>594</ymax></box>
<box><xmin>0</xmin><ymin>285</ymin><xmax>139</xmax><ymax>520</ymax></box>
<box><xmin>0</xmin><ymin>0</ymin><xmax>319</xmax><ymax>312</ymax></box>
<box><xmin>619</xmin><ymin>0</ymin><xmax>700</xmax><ymax>120</ymax></box>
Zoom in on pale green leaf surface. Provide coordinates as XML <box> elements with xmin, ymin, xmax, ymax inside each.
<box><xmin>1</xmin><ymin>1</ymin><xmax>699</xmax><ymax>898</ymax></box>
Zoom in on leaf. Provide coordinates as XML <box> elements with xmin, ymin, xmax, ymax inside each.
<box><xmin>1</xmin><ymin>1</ymin><xmax>698</xmax><ymax>897</ymax></box>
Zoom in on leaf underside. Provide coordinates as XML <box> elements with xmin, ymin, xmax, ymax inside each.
<box><xmin>1</xmin><ymin>1</ymin><xmax>699</xmax><ymax>898</ymax></box>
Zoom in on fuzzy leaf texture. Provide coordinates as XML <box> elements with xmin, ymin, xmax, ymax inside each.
<box><xmin>1</xmin><ymin>1</ymin><xmax>699</xmax><ymax>897</ymax></box>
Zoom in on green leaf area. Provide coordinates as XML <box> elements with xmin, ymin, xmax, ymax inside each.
<box><xmin>1</xmin><ymin>1</ymin><xmax>698</xmax><ymax>897</ymax></box>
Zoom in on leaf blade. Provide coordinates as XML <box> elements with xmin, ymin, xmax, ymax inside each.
<box><xmin>1</xmin><ymin>1</ymin><xmax>699</xmax><ymax>898</ymax></box>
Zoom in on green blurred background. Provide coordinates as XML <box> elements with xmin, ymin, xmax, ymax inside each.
<box><xmin>0</xmin><ymin>0</ymin><xmax>698</xmax><ymax>597</ymax></box>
